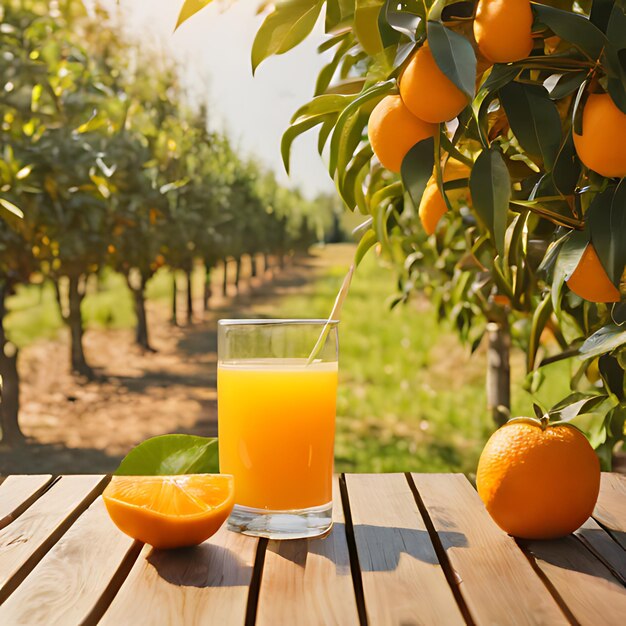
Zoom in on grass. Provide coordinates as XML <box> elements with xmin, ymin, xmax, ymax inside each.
<box><xmin>267</xmin><ymin>249</ymin><xmax>572</xmax><ymax>475</ymax></box>
<box><xmin>5</xmin><ymin>268</ymin><xmax>177</xmax><ymax>348</ymax></box>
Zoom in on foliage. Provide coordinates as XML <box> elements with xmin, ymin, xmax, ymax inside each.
<box><xmin>182</xmin><ymin>0</ymin><xmax>626</xmax><ymax>465</ymax></box>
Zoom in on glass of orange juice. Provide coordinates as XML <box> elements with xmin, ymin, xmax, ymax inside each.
<box><xmin>217</xmin><ymin>319</ymin><xmax>338</xmax><ymax>539</ymax></box>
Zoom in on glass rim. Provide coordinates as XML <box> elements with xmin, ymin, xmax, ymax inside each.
<box><xmin>218</xmin><ymin>318</ymin><xmax>339</xmax><ymax>327</ymax></box>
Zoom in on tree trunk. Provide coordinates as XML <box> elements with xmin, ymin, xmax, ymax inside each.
<box><xmin>222</xmin><ymin>259</ymin><xmax>229</xmax><ymax>297</ymax></box>
<box><xmin>264</xmin><ymin>253</ymin><xmax>270</xmax><ymax>274</ymax></box>
<box><xmin>203</xmin><ymin>265</ymin><xmax>212</xmax><ymax>312</ymax></box>
<box><xmin>127</xmin><ymin>273</ymin><xmax>153</xmax><ymax>352</ymax></box>
<box><xmin>0</xmin><ymin>282</ymin><xmax>24</xmax><ymax>446</ymax></box>
<box><xmin>171</xmin><ymin>272</ymin><xmax>178</xmax><ymax>326</ymax></box>
<box><xmin>235</xmin><ymin>257</ymin><xmax>242</xmax><ymax>292</ymax></box>
<box><xmin>250</xmin><ymin>254</ymin><xmax>258</xmax><ymax>278</ymax></box>
<box><xmin>186</xmin><ymin>269</ymin><xmax>193</xmax><ymax>325</ymax></box>
<box><xmin>68</xmin><ymin>274</ymin><xmax>93</xmax><ymax>379</ymax></box>
<box><xmin>486</xmin><ymin>320</ymin><xmax>511</xmax><ymax>427</ymax></box>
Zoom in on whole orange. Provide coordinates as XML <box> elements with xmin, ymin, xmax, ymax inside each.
<box><xmin>473</xmin><ymin>0</ymin><xmax>533</xmax><ymax>64</ymax></box>
<box><xmin>419</xmin><ymin>159</ymin><xmax>471</xmax><ymax>234</ymax></box>
<box><xmin>573</xmin><ymin>92</ymin><xmax>626</xmax><ymax>178</ymax></box>
<box><xmin>477</xmin><ymin>418</ymin><xmax>600</xmax><ymax>539</ymax></box>
<box><xmin>399</xmin><ymin>43</ymin><xmax>469</xmax><ymax>123</ymax></box>
<box><xmin>566</xmin><ymin>243</ymin><xmax>621</xmax><ymax>303</ymax></box>
<box><xmin>368</xmin><ymin>95</ymin><xmax>437</xmax><ymax>173</ymax></box>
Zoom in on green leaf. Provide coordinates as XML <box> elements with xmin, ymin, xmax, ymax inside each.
<box><xmin>580</xmin><ymin>324</ymin><xmax>626</xmax><ymax>359</ymax></box>
<box><xmin>547</xmin><ymin>71</ymin><xmax>587</xmax><ymax>99</ymax></box>
<box><xmin>532</xmin><ymin>2</ymin><xmax>607</xmax><ymax>61</ymax></box>
<box><xmin>328</xmin><ymin>79</ymin><xmax>394</xmax><ymax>176</ymax></box>
<box><xmin>426</xmin><ymin>21</ymin><xmax>476</xmax><ymax>98</ymax></box>
<box><xmin>551</xmin><ymin>131</ymin><xmax>580</xmax><ymax>196</ymax></box>
<box><xmin>252</xmin><ymin>0</ymin><xmax>324</xmax><ymax>74</ymax></box>
<box><xmin>114</xmin><ymin>435</ymin><xmax>219</xmax><ymax>475</ymax></box>
<box><xmin>552</xmin><ymin>229</ymin><xmax>588</xmax><ymax>314</ymax></box>
<box><xmin>281</xmin><ymin>114</ymin><xmax>334</xmax><ymax>173</ymax></box>
<box><xmin>400</xmin><ymin>137</ymin><xmax>435</xmax><ymax>211</ymax></box>
<box><xmin>175</xmin><ymin>0</ymin><xmax>214</xmax><ymax>30</ymax></box>
<box><xmin>590</xmin><ymin>0</ymin><xmax>614</xmax><ymax>32</ymax></box>
<box><xmin>527</xmin><ymin>293</ymin><xmax>553</xmax><ymax>372</ymax></box>
<box><xmin>354</xmin><ymin>229</ymin><xmax>377</xmax><ymax>266</ymax></box>
<box><xmin>0</xmin><ymin>197</ymin><xmax>24</xmax><ymax>219</ymax></box>
<box><xmin>588</xmin><ymin>183</ymin><xmax>626</xmax><ymax>286</ymax></box>
<box><xmin>499</xmin><ymin>82</ymin><xmax>562</xmax><ymax>170</ymax></box>
<box><xmin>468</xmin><ymin>148</ymin><xmax>510</xmax><ymax>256</ymax></box>
<box><xmin>339</xmin><ymin>144</ymin><xmax>373</xmax><ymax>210</ymax></box>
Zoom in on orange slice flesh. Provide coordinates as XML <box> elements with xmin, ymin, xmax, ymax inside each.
<box><xmin>103</xmin><ymin>474</ymin><xmax>235</xmax><ymax>549</ymax></box>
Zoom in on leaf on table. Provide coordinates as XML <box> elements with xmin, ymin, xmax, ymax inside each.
<box><xmin>114</xmin><ymin>434</ymin><xmax>219</xmax><ymax>476</ymax></box>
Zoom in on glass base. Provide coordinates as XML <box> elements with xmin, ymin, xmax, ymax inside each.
<box><xmin>227</xmin><ymin>502</ymin><xmax>333</xmax><ymax>539</ymax></box>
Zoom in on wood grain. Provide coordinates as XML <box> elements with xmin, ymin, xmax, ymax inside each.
<box><xmin>100</xmin><ymin>524</ymin><xmax>258</xmax><ymax>626</ymax></box>
<box><xmin>593</xmin><ymin>473</ymin><xmax>626</xmax><ymax>549</ymax></box>
<box><xmin>255</xmin><ymin>478</ymin><xmax>359</xmax><ymax>626</ymax></box>
<box><xmin>345</xmin><ymin>473</ymin><xmax>464</xmax><ymax>626</ymax></box>
<box><xmin>0</xmin><ymin>475</ymin><xmax>106</xmax><ymax>603</ymax></box>
<box><xmin>575</xmin><ymin>517</ymin><xmax>626</xmax><ymax>585</ymax></box>
<box><xmin>0</xmin><ymin>475</ymin><xmax>54</xmax><ymax>530</ymax></box>
<box><xmin>0</xmin><ymin>497</ymin><xmax>139</xmax><ymax>625</ymax></box>
<box><xmin>522</xmin><ymin>535</ymin><xmax>626</xmax><ymax>626</ymax></box>
<box><xmin>411</xmin><ymin>473</ymin><xmax>568</xmax><ymax>625</ymax></box>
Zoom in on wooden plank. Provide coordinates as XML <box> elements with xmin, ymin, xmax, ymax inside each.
<box><xmin>411</xmin><ymin>473</ymin><xmax>568</xmax><ymax>626</ymax></box>
<box><xmin>593</xmin><ymin>473</ymin><xmax>626</xmax><ymax>549</ymax></box>
<box><xmin>100</xmin><ymin>524</ymin><xmax>258</xmax><ymax>625</ymax></box>
<box><xmin>522</xmin><ymin>535</ymin><xmax>626</xmax><ymax>626</ymax></box>
<box><xmin>575</xmin><ymin>517</ymin><xmax>626</xmax><ymax>585</ymax></box>
<box><xmin>255</xmin><ymin>478</ymin><xmax>360</xmax><ymax>626</ymax></box>
<box><xmin>0</xmin><ymin>475</ymin><xmax>55</xmax><ymax>530</ymax></box>
<box><xmin>0</xmin><ymin>475</ymin><xmax>106</xmax><ymax>603</ymax></box>
<box><xmin>0</xmin><ymin>497</ymin><xmax>140</xmax><ymax>625</ymax></box>
<box><xmin>345</xmin><ymin>473</ymin><xmax>464</xmax><ymax>626</ymax></box>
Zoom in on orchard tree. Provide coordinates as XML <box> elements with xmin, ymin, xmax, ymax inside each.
<box><xmin>181</xmin><ymin>0</ymin><xmax>626</xmax><ymax>466</ymax></box>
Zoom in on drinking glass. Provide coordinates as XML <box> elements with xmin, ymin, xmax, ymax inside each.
<box><xmin>217</xmin><ymin>319</ymin><xmax>338</xmax><ymax>539</ymax></box>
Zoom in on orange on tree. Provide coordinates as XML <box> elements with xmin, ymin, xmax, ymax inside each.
<box><xmin>419</xmin><ymin>160</ymin><xmax>471</xmax><ymax>235</ymax></box>
<box><xmin>399</xmin><ymin>43</ymin><xmax>469</xmax><ymax>123</ymax></box>
<box><xmin>566</xmin><ymin>243</ymin><xmax>621</xmax><ymax>303</ymax></box>
<box><xmin>368</xmin><ymin>94</ymin><xmax>437</xmax><ymax>173</ymax></box>
<box><xmin>103</xmin><ymin>474</ymin><xmax>235</xmax><ymax>549</ymax></box>
<box><xmin>477</xmin><ymin>417</ymin><xmax>600</xmax><ymax>539</ymax></box>
<box><xmin>573</xmin><ymin>92</ymin><xmax>626</xmax><ymax>178</ymax></box>
<box><xmin>473</xmin><ymin>0</ymin><xmax>533</xmax><ymax>64</ymax></box>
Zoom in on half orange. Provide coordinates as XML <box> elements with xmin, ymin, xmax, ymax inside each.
<box><xmin>103</xmin><ymin>474</ymin><xmax>235</xmax><ymax>549</ymax></box>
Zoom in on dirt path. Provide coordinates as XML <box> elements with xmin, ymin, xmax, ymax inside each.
<box><xmin>0</xmin><ymin>245</ymin><xmax>355</xmax><ymax>474</ymax></box>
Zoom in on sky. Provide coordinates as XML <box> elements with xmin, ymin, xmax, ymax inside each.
<box><xmin>98</xmin><ymin>0</ymin><xmax>335</xmax><ymax>198</ymax></box>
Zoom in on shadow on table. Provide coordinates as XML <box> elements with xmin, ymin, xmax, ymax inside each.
<box><xmin>521</xmin><ymin>535</ymin><xmax>626</xmax><ymax>586</ymax></box>
<box><xmin>353</xmin><ymin>524</ymin><xmax>468</xmax><ymax>571</ymax></box>
<box><xmin>263</xmin><ymin>522</ymin><xmax>468</xmax><ymax>573</ymax></box>
<box><xmin>146</xmin><ymin>543</ymin><xmax>252</xmax><ymax>588</ymax></box>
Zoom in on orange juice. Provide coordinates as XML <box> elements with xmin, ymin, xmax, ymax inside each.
<box><xmin>217</xmin><ymin>359</ymin><xmax>338</xmax><ymax>510</ymax></box>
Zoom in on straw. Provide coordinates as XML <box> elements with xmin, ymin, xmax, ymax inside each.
<box><xmin>306</xmin><ymin>264</ymin><xmax>354</xmax><ymax>365</ymax></box>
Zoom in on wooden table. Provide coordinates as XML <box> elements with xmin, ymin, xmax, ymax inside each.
<box><xmin>0</xmin><ymin>473</ymin><xmax>624</xmax><ymax>625</ymax></box>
